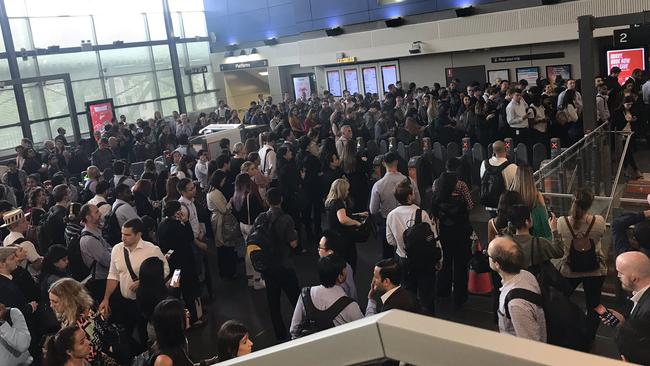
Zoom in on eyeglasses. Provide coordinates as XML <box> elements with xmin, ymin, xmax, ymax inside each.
<box><xmin>482</xmin><ymin>249</ymin><xmax>492</xmax><ymax>259</ymax></box>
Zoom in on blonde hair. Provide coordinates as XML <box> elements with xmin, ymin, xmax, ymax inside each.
<box><xmin>325</xmin><ymin>178</ymin><xmax>349</xmax><ymax>207</ymax></box>
<box><xmin>48</xmin><ymin>278</ymin><xmax>94</xmax><ymax>327</ymax></box>
<box><xmin>510</xmin><ymin>166</ymin><xmax>539</xmax><ymax>209</ymax></box>
<box><xmin>240</xmin><ymin>161</ymin><xmax>256</xmax><ymax>174</ymax></box>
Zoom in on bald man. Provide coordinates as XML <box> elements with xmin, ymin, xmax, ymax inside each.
<box><xmin>488</xmin><ymin>236</ymin><xmax>547</xmax><ymax>342</ymax></box>
<box><xmin>479</xmin><ymin>140</ymin><xmax>518</xmax><ymax>215</ymax></box>
<box><xmin>608</xmin><ymin>252</ymin><xmax>650</xmax><ymax>324</ymax></box>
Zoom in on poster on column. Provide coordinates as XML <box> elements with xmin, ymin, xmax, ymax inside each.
<box><xmin>85</xmin><ymin>99</ymin><xmax>115</xmax><ymax>133</ymax></box>
<box><xmin>292</xmin><ymin>75</ymin><xmax>312</xmax><ymax>101</ymax></box>
<box><xmin>344</xmin><ymin>69</ymin><xmax>359</xmax><ymax>94</ymax></box>
<box><xmin>327</xmin><ymin>70</ymin><xmax>342</xmax><ymax>97</ymax></box>
<box><xmin>607</xmin><ymin>48</ymin><xmax>646</xmax><ymax>85</ymax></box>
<box><xmin>362</xmin><ymin>67</ymin><xmax>378</xmax><ymax>94</ymax></box>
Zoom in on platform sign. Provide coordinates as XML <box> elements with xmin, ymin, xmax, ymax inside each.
<box><xmin>614</xmin><ymin>26</ymin><xmax>650</xmax><ymax>48</ymax></box>
<box><xmin>607</xmin><ymin>48</ymin><xmax>645</xmax><ymax>85</ymax></box>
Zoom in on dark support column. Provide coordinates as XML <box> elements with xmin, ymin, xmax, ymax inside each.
<box><xmin>0</xmin><ymin>0</ymin><xmax>32</xmax><ymax>140</ymax></box>
<box><xmin>62</xmin><ymin>75</ymin><xmax>81</xmax><ymax>142</ymax></box>
<box><xmin>162</xmin><ymin>0</ymin><xmax>186</xmax><ymax>114</ymax></box>
<box><xmin>578</xmin><ymin>15</ymin><xmax>596</xmax><ymax>132</ymax></box>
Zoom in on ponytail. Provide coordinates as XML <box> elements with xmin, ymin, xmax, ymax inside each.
<box><xmin>571</xmin><ymin>188</ymin><xmax>594</xmax><ymax>225</ymax></box>
<box><xmin>44</xmin><ymin>326</ymin><xmax>78</xmax><ymax>366</ymax></box>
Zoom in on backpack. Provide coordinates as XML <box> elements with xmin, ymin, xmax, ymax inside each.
<box><xmin>433</xmin><ymin>194</ymin><xmax>467</xmax><ymax>228</ymax></box>
<box><xmin>78</xmin><ymin>180</ymin><xmax>95</xmax><ymax>204</ymax></box>
<box><xmin>247</xmin><ymin>211</ymin><xmax>279</xmax><ymax>273</ymax></box>
<box><xmin>37</xmin><ymin>205</ymin><xmax>66</xmax><ymax>254</ymax></box>
<box><xmin>564</xmin><ymin>216</ymin><xmax>599</xmax><ymax>273</ymax></box>
<box><xmin>222</xmin><ymin>210</ymin><xmax>243</xmax><ymax>247</ymax></box>
<box><xmin>103</xmin><ymin>203</ymin><xmax>125</xmax><ymax>246</ymax></box>
<box><xmin>296</xmin><ymin>287</ymin><xmax>354</xmax><ymax>338</ymax></box>
<box><xmin>107</xmin><ymin>176</ymin><xmax>128</xmax><ymax>203</ymax></box>
<box><xmin>504</xmin><ymin>284</ymin><xmax>590</xmax><ymax>351</ymax></box>
<box><xmin>67</xmin><ymin>231</ymin><xmax>99</xmax><ymax>282</ymax></box>
<box><xmin>480</xmin><ymin>160</ymin><xmax>510</xmax><ymax>208</ymax></box>
<box><xmin>403</xmin><ymin>209</ymin><xmax>442</xmax><ymax>271</ymax></box>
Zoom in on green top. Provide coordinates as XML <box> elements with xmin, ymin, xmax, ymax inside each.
<box><xmin>530</xmin><ymin>203</ymin><xmax>552</xmax><ymax>241</ymax></box>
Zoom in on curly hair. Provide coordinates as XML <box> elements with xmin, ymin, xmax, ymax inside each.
<box><xmin>48</xmin><ymin>278</ymin><xmax>94</xmax><ymax>327</ymax></box>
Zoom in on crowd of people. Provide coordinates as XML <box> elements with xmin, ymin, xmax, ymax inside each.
<box><xmin>0</xmin><ymin>67</ymin><xmax>648</xmax><ymax>366</ymax></box>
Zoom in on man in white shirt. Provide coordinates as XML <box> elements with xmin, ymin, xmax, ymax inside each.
<box><xmin>112</xmin><ymin>160</ymin><xmax>135</xmax><ymax>189</ymax></box>
<box><xmin>194</xmin><ymin>149</ymin><xmax>210</xmax><ymax>190</ymax></box>
<box><xmin>596</xmin><ymin>85</ymin><xmax>611</xmax><ymax>125</ymax></box>
<box><xmin>479</xmin><ymin>140</ymin><xmax>518</xmax><ymax>216</ymax></box>
<box><xmin>1</xmin><ymin>209</ymin><xmax>42</xmax><ymax>278</ymax></box>
<box><xmin>112</xmin><ymin>184</ymin><xmax>140</xmax><ymax>228</ymax></box>
<box><xmin>177</xmin><ymin>178</ymin><xmax>207</xmax><ymax>251</ymax></box>
<box><xmin>258</xmin><ymin>131</ymin><xmax>278</xmax><ymax>178</ymax></box>
<box><xmin>318</xmin><ymin>230</ymin><xmax>357</xmax><ymax>300</ymax></box>
<box><xmin>0</xmin><ymin>304</ymin><xmax>32</xmax><ymax>366</ymax></box>
<box><xmin>386</xmin><ymin>179</ymin><xmax>440</xmax><ymax>315</ymax></box>
<box><xmin>215</xmin><ymin>100</ymin><xmax>231</xmax><ymax>120</ymax></box>
<box><xmin>506</xmin><ymin>89</ymin><xmax>530</xmax><ymax>146</ymax></box>
<box><xmin>99</xmin><ymin>218</ymin><xmax>168</xmax><ymax>342</ymax></box>
<box><xmin>88</xmin><ymin>181</ymin><xmax>112</xmax><ymax>220</ymax></box>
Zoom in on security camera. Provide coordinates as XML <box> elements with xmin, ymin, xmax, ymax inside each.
<box><xmin>409</xmin><ymin>41</ymin><xmax>422</xmax><ymax>54</ymax></box>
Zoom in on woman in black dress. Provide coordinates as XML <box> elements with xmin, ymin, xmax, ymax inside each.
<box><xmin>324</xmin><ymin>178</ymin><xmax>365</xmax><ymax>271</ymax></box>
<box><xmin>157</xmin><ymin>200</ymin><xmax>201</xmax><ymax>325</ymax></box>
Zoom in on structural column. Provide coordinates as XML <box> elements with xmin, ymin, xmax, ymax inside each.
<box><xmin>0</xmin><ymin>0</ymin><xmax>32</xmax><ymax>140</ymax></box>
<box><xmin>162</xmin><ymin>0</ymin><xmax>187</xmax><ymax>114</ymax></box>
<box><xmin>578</xmin><ymin>15</ymin><xmax>596</xmax><ymax>132</ymax></box>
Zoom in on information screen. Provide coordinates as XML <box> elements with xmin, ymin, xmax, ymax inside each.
<box><xmin>292</xmin><ymin>75</ymin><xmax>312</xmax><ymax>101</ymax></box>
<box><xmin>607</xmin><ymin>48</ymin><xmax>646</xmax><ymax>85</ymax></box>
<box><xmin>381</xmin><ymin>65</ymin><xmax>398</xmax><ymax>93</ymax></box>
<box><xmin>362</xmin><ymin>67</ymin><xmax>378</xmax><ymax>94</ymax></box>
<box><xmin>327</xmin><ymin>70</ymin><xmax>342</xmax><ymax>97</ymax></box>
<box><xmin>344</xmin><ymin>69</ymin><xmax>359</xmax><ymax>94</ymax></box>
<box><xmin>86</xmin><ymin>99</ymin><xmax>114</xmax><ymax>133</ymax></box>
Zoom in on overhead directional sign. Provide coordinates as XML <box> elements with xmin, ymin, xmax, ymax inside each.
<box><xmin>614</xmin><ymin>26</ymin><xmax>650</xmax><ymax>48</ymax></box>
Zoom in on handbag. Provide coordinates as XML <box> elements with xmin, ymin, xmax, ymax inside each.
<box><xmin>468</xmin><ymin>234</ymin><xmax>493</xmax><ymax>295</ymax></box>
<box><xmin>348</xmin><ymin>214</ymin><xmax>373</xmax><ymax>243</ymax></box>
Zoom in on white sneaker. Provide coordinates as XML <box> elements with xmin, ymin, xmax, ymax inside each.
<box><xmin>253</xmin><ymin>279</ymin><xmax>266</xmax><ymax>290</ymax></box>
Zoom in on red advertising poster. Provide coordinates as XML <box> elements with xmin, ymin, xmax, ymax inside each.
<box><xmin>86</xmin><ymin>100</ymin><xmax>114</xmax><ymax>132</ymax></box>
<box><xmin>607</xmin><ymin>48</ymin><xmax>646</xmax><ymax>85</ymax></box>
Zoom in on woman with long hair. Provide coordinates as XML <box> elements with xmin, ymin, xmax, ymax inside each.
<box><xmin>559</xmin><ymin>88</ymin><xmax>580</xmax><ymax>144</ymax></box>
<box><xmin>163</xmin><ymin>175</ymin><xmax>181</xmax><ymax>205</ymax></box>
<box><xmin>158</xmin><ymin>200</ymin><xmax>201</xmax><ymax>325</ymax></box>
<box><xmin>487</xmin><ymin>191</ymin><xmax>523</xmax><ymax>243</ymax></box>
<box><xmin>325</xmin><ymin>178</ymin><xmax>363</xmax><ymax>271</ymax></box>
<box><xmin>44</xmin><ymin>326</ymin><xmax>93</xmax><ymax>366</ymax></box>
<box><xmin>207</xmin><ymin>170</ymin><xmax>237</xmax><ymax>279</ymax></box>
<box><xmin>48</xmin><ymin>278</ymin><xmax>120</xmax><ymax>365</ymax></box>
<box><xmin>510</xmin><ymin>165</ymin><xmax>552</xmax><ymax>240</ymax></box>
<box><xmin>136</xmin><ymin>257</ymin><xmax>170</xmax><ymax>342</ymax></box>
<box><xmin>216</xmin><ymin>320</ymin><xmax>253</xmax><ymax>362</ymax></box>
<box><xmin>556</xmin><ymin>188</ymin><xmax>606</xmax><ymax>342</ymax></box>
<box><xmin>231</xmin><ymin>173</ymin><xmax>264</xmax><ymax>289</ymax></box>
<box><xmin>40</xmin><ymin>245</ymin><xmax>69</xmax><ymax>300</ymax></box>
<box><xmin>150</xmin><ymin>298</ymin><xmax>193</xmax><ymax>366</ymax></box>
<box><xmin>133</xmin><ymin>179</ymin><xmax>156</xmax><ymax>217</ymax></box>
<box><xmin>431</xmin><ymin>157</ymin><xmax>474</xmax><ymax>307</ymax></box>
<box><xmin>64</xmin><ymin>203</ymin><xmax>83</xmax><ymax>247</ymax></box>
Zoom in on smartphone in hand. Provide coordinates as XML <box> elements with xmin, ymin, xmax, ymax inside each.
<box><xmin>170</xmin><ymin>269</ymin><xmax>181</xmax><ymax>288</ymax></box>
<box><xmin>595</xmin><ymin>304</ymin><xmax>620</xmax><ymax>327</ymax></box>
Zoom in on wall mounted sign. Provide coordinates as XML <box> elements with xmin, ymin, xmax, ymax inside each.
<box><xmin>85</xmin><ymin>98</ymin><xmax>115</xmax><ymax>133</ymax></box>
<box><xmin>185</xmin><ymin>65</ymin><xmax>208</xmax><ymax>75</ymax></box>
<box><xmin>516</xmin><ymin>67</ymin><xmax>540</xmax><ymax>85</ymax></box>
<box><xmin>219</xmin><ymin>59</ymin><xmax>269</xmax><ymax>71</ymax></box>
<box><xmin>487</xmin><ymin>69</ymin><xmax>510</xmax><ymax>85</ymax></box>
<box><xmin>545</xmin><ymin>64</ymin><xmax>572</xmax><ymax>81</ymax></box>
<box><xmin>336</xmin><ymin>56</ymin><xmax>357</xmax><ymax>63</ymax></box>
<box><xmin>362</xmin><ymin>67</ymin><xmax>378</xmax><ymax>94</ymax></box>
<box><xmin>327</xmin><ymin>70</ymin><xmax>342</xmax><ymax>97</ymax></box>
<box><xmin>607</xmin><ymin>48</ymin><xmax>646</xmax><ymax>85</ymax></box>
<box><xmin>491</xmin><ymin>52</ymin><xmax>564</xmax><ymax>63</ymax></box>
<box><xmin>614</xmin><ymin>26</ymin><xmax>650</xmax><ymax>48</ymax></box>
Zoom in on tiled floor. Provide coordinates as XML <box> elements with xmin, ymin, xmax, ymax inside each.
<box><xmin>185</xmin><ymin>211</ymin><xmax>623</xmax><ymax>362</ymax></box>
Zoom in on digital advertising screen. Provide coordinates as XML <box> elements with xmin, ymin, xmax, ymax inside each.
<box><xmin>516</xmin><ymin>67</ymin><xmax>540</xmax><ymax>86</ymax></box>
<box><xmin>362</xmin><ymin>67</ymin><xmax>378</xmax><ymax>94</ymax></box>
<box><xmin>327</xmin><ymin>70</ymin><xmax>342</xmax><ymax>97</ymax></box>
<box><xmin>292</xmin><ymin>75</ymin><xmax>312</xmax><ymax>101</ymax></box>
<box><xmin>344</xmin><ymin>69</ymin><xmax>359</xmax><ymax>94</ymax></box>
<box><xmin>381</xmin><ymin>65</ymin><xmax>398</xmax><ymax>93</ymax></box>
<box><xmin>85</xmin><ymin>99</ymin><xmax>114</xmax><ymax>133</ymax></box>
<box><xmin>545</xmin><ymin>64</ymin><xmax>572</xmax><ymax>82</ymax></box>
<box><xmin>607</xmin><ymin>48</ymin><xmax>646</xmax><ymax>85</ymax></box>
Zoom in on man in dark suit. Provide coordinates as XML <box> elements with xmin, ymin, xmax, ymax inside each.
<box><xmin>607</xmin><ymin>251</ymin><xmax>650</xmax><ymax>325</ymax></box>
<box><xmin>366</xmin><ymin>258</ymin><xmax>420</xmax><ymax>315</ymax></box>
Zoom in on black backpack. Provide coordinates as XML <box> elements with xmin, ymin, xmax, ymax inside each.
<box><xmin>433</xmin><ymin>194</ymin><xmax>467</xmax><ymax>228</ymax></box>
<box><xmin>247</xmin><ymin>211</ymin><xmax>278</xmax><ymax>273</ymax></box>
<box><xmin>564</xmin><ymin>216</ymin><xmax>599</xmax><ymax>273</ymax></box>
<box><xmin>38</xmin><ymin>205</ymin><xmax>66</xmax><ymax>253</ymax></box>
<box><xmin>297</xmin><ymin>287</ymin><xmax>354</xmax><ymax>338</ymax></box>
<box><xmin>480</xmin><ymin>160</ymin><xmax>510</xmax><ymax>208</ymax></box>
<box><xmin>78</xmin><ymin>180</ymin><xmax>95</xmax><ymax>204</ymax></box>
<box><xmin>403</xmin><ymin>209</ymin><xmax>442</xmax><ymax>271</ymax></box>
<box><xmin>504</xmin><ymin>284</ymin><xmax>590</xmax><ymax>351</ymax></box>
<box><xmin>103</xmin><ymin>203</ymin><xmax>125</xmax><ymax>246</ymax></box>
<box><xmin>67</xmin><ymin>230</ymin><xmax>100</xmax><ymax>282</ymax></box>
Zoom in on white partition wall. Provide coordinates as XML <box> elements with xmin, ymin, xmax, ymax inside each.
<box><xmin>322</xmin><ymin>61</ymin><xmax>400</xmax><ymax>98</ymax></box>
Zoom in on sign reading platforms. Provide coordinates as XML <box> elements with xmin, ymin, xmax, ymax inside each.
<box><xmin>336</xmin><ymin>56</ymin><xmax>357</xmax><ymax>64</ymax></box>
<box><xmin>219</xmin><ymin>59</ymin><xmax>269</xmax><ymax>71</ymax></box>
